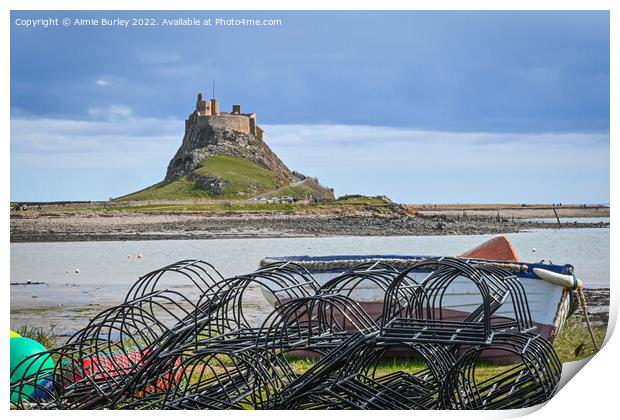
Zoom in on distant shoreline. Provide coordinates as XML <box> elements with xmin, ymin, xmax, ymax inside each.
<box><xmin>10</xmin><ymin>202</ymin><xmax>609</xmax><ymax>243</ymax></box>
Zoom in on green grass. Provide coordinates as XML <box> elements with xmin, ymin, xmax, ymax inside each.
<box><xmin>116</xmin><ymin>155</ymin><xmax>279</xmax><ymax>201</ymax></box>
<box><xmin>194</xmin><ymin>155</ymin><xmax>278</xmax><ymax>197</ymax></box>
<box><xmin>14</xmin><ymin>324</ymin><xmax>59</xmax><ymax>349</ymax></box>
<box><xmin>115</xmin><ymin>178</ymin><xmax>214</xmax><ymax>201</ymax></box>
<box><xmin>100</xmin><ymin>198</ymin><xmax>393</xmax><ymax>214</ymax></box>
<box><xmin>552</xmin><ymin>317</ymin><xmax>607</xmax><ymax>362</ymax></box>
<box><xmin>263</xmin><ymin>184</ymin><xmax>319</xmax><ymax>200</ymax></box>
<box><xmin>102</xmin><ymin>201</ymin><xmax>300</xmax><ymax>213</ymax></box>
<box><xmin>332</xmin><ymin>196</ymin><xmax>392</xmax><ymax>207</ymax></box>
<box><xmin>262</xmin><ymin>178</ymin><xmax>335</xmax><ymax>201</ymax></box>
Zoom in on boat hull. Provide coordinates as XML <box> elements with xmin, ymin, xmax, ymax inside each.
<box><xmin>259</xmin><ymin>255</ymin><xmax>576</xmax><ymax>363</ymax></box>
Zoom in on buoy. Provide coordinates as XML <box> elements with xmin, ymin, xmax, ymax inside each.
<box><xmin>10</xmin><ymin>337</ymin><xmax>54</xmax><ymax>404</ymax></box>
<box><xmin>10</xmin><ymin>330</ymin><xmax>21</xmax><ymax>338</ymax></box>
<box><xmin>32</xmin><ymin>377</ymin><xmax>54</xmax><ymax>402</ymax></box>
<box><xmin>533</xmin><ymin>268</ymin><xmax>583</xmax><ymax>289</ymax></box>
<box><xmin>63</xmin><ymin>345</ymin><xmax>183</xmax><ymax>394</ymax></box>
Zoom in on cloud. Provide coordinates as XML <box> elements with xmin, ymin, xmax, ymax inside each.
<box><xmin>88</xmin><ymin>105</ymin><xmax>133</xmax><ymax>121</ymax></box>
<box><xmin>93</xmin><ymin>76</ymin><xmax>125</xmax><ymax>87</ymax></box>
<box><xmin>10</xmin><ymin>119</ymin><xmax>609</xmax><ymax>202</ymax></box>
<box><xmin>262</xmin><ymin>124</ymin><xmax>609</xmax><ymax>150</ymax></box>
<box><xmin>258</xmin><ymin>124</ymin><xmax>609</xmax><ymax>203</ymax></box>
<box><xmin>10</xmin><ymin>114</ymin><xmax>182</xmax><ymax>169</ymax></box>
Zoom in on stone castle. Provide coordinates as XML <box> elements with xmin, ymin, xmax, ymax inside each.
<box><xmin>185</xmin><ymin>93</ymin><xmax>264</xmax><ymax>140</ymax></box>
<box><xmin>153</xmin><ymin>92</ymin><xmax>334</xmax><ymax>201</ymax></box>
<box><xmin>166</xmin><ymin>92</ymin><xmax>291</xmax><ymax>183</ymax></box>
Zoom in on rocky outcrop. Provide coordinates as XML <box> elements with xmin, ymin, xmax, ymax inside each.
<box><xmin>188</xmin><ymin>173</ymin><xmax>228</xmax><ymax>195</ymax></box>
<box><xmin>165</xmin><ymin>124</ymin><xmax>296</xmax><ymax>187</ymax></box>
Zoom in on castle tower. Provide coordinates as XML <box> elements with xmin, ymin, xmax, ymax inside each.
<box><xmin>195</xmin><ymin>92</ymin><xmax>210</xmax><ymax>116</ymax></box>
<box><xmin>210</xmin><ymin>98</ymin><xmax>220</xmax><ymax>115</ymax></box>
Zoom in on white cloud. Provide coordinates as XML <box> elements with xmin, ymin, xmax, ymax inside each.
<box><xmin>10</xmin><ymin>115</ymin><xmax>182</xmax><ymax>169</ymax></box>
<box><xmin>262</xmin><ymin>124</ymin><xmax>609</xmax><ymax>150</ymax></box>
<box><xmin>9</xmin><ymin>119</ymin><xmax>609</xmax><ymax>202</ymax></box>
<box><xmin>262</xmin><ymin>124</ymin><xmax>608</xmax><ymax>191</ymax></box>
<box><xmin>93</xmin><ymin>76</ymin><xmax>125</xmax><ymax>87</ymax></box>
<box><xmin>258</xmin><ymin>124</ymin><xmax>609</xmax><ymax>203</ymax></box>
<box><xmin>88</xmin><ymin>105</ymin><xmax>133</xmax><ymax>121</ymax></box>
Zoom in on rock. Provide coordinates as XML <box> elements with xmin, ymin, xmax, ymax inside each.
<box><xmin>189</xmin><ymin>174</ymin><xmax>228</xmax><ymax>195</ymax></box>
<box><xmin>165</xmin><ymin>125</ymin><xmax>295</xmax><ymax>186</ymax></box>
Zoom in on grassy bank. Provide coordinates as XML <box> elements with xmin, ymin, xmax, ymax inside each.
<box><xmin>95</xmin><ymin>195</ymin><xmax>399</xmax><ymax>214</ymax></box>
<box><xmin>116</xmin><ymin>155</ymin><xmax>280</xmax><ymax>201</ymax></box>
<box><xmin>553</xmin><ymin>317</ymin><xmax>607</xmax><ymax>362</ymax></box>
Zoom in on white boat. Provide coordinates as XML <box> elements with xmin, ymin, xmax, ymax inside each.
<box><xmin>258</xmin><ymin>236</ymin><xmax>581</xmax><ymax>355</ymax></box>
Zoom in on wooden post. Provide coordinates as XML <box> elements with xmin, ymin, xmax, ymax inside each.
<box><xmin>552</xmin><ymin>207</ymin><xmax>562</xmax><ymax>228</ymax></box>
<box><xmin>577</xmin><ymin>288</ymin><xmax>599</xmax><ymax>352</ymax></box>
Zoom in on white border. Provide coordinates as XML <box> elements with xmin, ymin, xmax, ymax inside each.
<box><xmin>3</xmin><ymin>1</ymin><xmax>616</xmax><ymax>419</ymax></box>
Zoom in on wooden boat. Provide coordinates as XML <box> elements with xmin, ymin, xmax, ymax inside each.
<box><xmin>259</xmin><ymin>236</ymin><xmax>580</xmax><ymax>348</ymax></box>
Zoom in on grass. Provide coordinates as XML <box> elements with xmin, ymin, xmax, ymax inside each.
<box><xmin>96</xmin><ymin>194</ymin><xmax>397</xmax><ymax>215</ymax></box>
<box><xmin>552</xmin><ymin>317</ymin><xmax>607</xmax><ymax>362</ymax></box>
<box><xmin>194</xmin><ymin>155</ymin><xmax>279</xmax><ymax>197</ymax></box>
<box><xmin>116</xmin><ymin>155</ymin><xmax>280</xmax><ymax>201</ymax></box>
<box><xmin>332</xmin><ymin>195</ymin><xmax>393</xmax><ymax>207</ymax></box>
<box><xmin>102</xmin><ymin>201</ymin><xmax>300</xmax><ymax>213</ymax></box>
<box><xmin>13</xmin><ymin>324</ymin><xmax>59</xmax><ymax>349</ymax></box>
<box><xmin>261</xmin><ymin>178</ymin><xmax>335</xmax><ymax>201</ymax></box>
<box><xmin>263</xmin><ymin>184</ymin><xmax>319</xmax><ymax>200</ymax></box>
<box><xmin>115</xmin><ymin>178</ymin><xmax>216</xmax><ymax>201</ymax></box>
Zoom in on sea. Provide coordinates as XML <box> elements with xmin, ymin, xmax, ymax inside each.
<box><xmin>10</xmin><ymin>226</ymin><xmax>610</xmax><ymax>335</ymax></box>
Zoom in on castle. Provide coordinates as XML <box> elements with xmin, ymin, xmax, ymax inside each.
<box><xmin>185</xmin><ymin>93</ymin><xmax>264</xmax><ymax>140</ymax></box>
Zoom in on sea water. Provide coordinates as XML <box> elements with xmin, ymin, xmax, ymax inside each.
<box><xmin>10</xmin><ymin>228</ymin><xmax>610</xmax><ymax>335</ymax></box>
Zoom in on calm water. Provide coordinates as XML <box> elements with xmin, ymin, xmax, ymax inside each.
<box><xmin>11</xmin><ymin>228</ymin><xmax>609</xmax><ymax>334</ymax></box>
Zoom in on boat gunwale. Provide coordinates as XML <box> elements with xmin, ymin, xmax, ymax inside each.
<box><xmin>260</xmin><ymin>255</ymin><xmax>574</xmax><ymax>280</ymax></box>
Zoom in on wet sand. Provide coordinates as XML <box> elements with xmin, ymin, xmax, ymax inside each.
<box><xmin>11</xmin><ymin>211</ymin><xmax>609</xmax><ymax>243</ymax></box>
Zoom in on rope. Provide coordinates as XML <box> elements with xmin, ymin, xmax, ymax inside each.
<box><xmin>576</xmin><ymin>287</ymin><xmax>599</xmax><ymax>352</ymax></box>
<box><xmin>260</xmin><ymin>257</ymin><xmax>529</xmax><ymax>273</ymax></box>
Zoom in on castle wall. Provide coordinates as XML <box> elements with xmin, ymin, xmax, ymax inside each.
<box><xmin>186</xmin><ymin>95</ymin><xmax>262</xmax><ymax>140</ymax></box>
<box><xmin>194</xmin><ymin>114</ymin><xmax>251</xmax><ymax>134</ymax></box>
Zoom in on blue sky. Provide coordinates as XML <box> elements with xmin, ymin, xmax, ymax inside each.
<box><xmin>10</xmin><ymin>11</ymin><xmax>610</xmax><ymax>203</ymax></box>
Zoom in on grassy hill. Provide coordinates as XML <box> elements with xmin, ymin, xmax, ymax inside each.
<box><xmin>117</xmin><ymin>155</ymin><xmax>280</xmax><ymax>201</ymax></box>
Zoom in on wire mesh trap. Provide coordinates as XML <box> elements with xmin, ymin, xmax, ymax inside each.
<box><xmin>10</xmin><ymin>258</ymin><xmax>562</xmax><ymax>410</ymax></box>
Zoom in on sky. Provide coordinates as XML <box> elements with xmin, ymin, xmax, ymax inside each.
<box><xmin>10</xmin><ymin>11</ymin><xmax>610</xmax><ymax>203</ymax></box>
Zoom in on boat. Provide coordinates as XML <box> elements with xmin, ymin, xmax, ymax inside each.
<box><xmin>258</xmin><ymin>236</ymin><xmax>580</xmax><ymax>349</ymax></box>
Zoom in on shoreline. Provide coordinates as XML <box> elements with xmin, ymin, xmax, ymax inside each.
<box><xmin>11</xmin><ymin>212</ymin><xmax>609</xmax><ymax>243</ymax></box>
